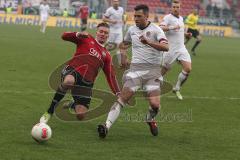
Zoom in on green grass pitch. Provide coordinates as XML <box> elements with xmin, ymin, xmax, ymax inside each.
<box><xmin>0</xmin><ymin>24</ymin><xmax>240</xmax><ymax>160</ymax></box>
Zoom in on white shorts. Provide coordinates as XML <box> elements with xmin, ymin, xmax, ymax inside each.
<box><xmin>40</xmin><ymin>15</ymin><xmax>48</xmax><ymax>22</ymax></box>
<box><xmin>162</xmin><ymin>47</ymin><xmax>191</xmax><ymax>68</ymax></box>
<box><xmin>122</xmin><ymin>69</ymin><xmax>161</xmax><ymax>92</ymax></box>
<box><xmin>108</xmin><ymin>32</ymin><xmax>123</xmax><ymax>45</ymax></box>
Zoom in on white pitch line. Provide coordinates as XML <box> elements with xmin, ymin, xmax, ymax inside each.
<box><xmin>0</xmin><ymin>90</ymin><xmax>239</xmax><ymax>100</ymax></box>
<box><xmin>0</xmin><ymin>90</ymin><xmax>54</xmax><ymax>95</ymax></box>
<box><xmin>163</xmin><ymin>95</ymin><xmax>240</xmax><ymax>100</ymax></box>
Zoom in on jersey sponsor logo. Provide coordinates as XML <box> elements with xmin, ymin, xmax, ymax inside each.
<box><xmin>102</xmin><ymin>51</ymin><xmax>106</xmax><ymax>57</ymax></box>
<box><xmin>89</xmin><ymin>48</ymin><xmax>102</xmax><ymax>61</ymax></box>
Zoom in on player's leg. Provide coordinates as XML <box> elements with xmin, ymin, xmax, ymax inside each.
<box><xmin>173</xmin><ymin>60</ymin><xmax>191</xmax><ymax>100</ymax></box>
<box><xmin>107</xmin><ymin>87</ymin><xmax>134</xmax><ymax>128</ymax></box>
<box><xmin>191</xmin><ymin>31</ymin><xmax>202</xmax><ymax>55</ymax></box>
<box><xmin>115</xmin><ymin>32</ymin><xmax>123</xmax><ymax>65</ymax></box>
<box><xmin>40</xmin><ymin>74</ymin><xmax>75</xmax><ymax>123</ymax></box>
<box><xmin>40</xmin><ymin>66</ymin><xmax>76</xmax><ymax>123</ymax></box>
<box><xmin>160</xmin><ymin>50</ymin><xmax>176</xmax><ymax>81</ymax></box>
<box><xmin>145</xmin><ymin>77</ymin><xmax>161</xmax><ymax>136</ymax></box>
<box><xmin>40</xmin><ymin>16</ymin><xmax>43</xmax><ymax>32</ymax></box>
<box><xmin>71</xmin><ymin>83</ymin><xmax>93</xmax><ymax>120</ymax></box>
<box><xmin>98</xmin><ymin>86</ymin><xmax>135</xmax><ymax>138</ymax></box>
<box><xmin>40</xmin><ymin>20</ymin><xmax>44</xmax><ymax>32</ymax></box>
<box><xmin>105</xmin><ymin>33</ymin><xmax>118</xmax><ymax>51</ymax></box>
<box><xmin>185</xmin><ymin>28</ymin><xmax>192</xmax><ymax>44</ymax></box>
<box><xmin>75</xmin><ymin>105</ymin><xmax>88</xmax><ymax>120</ymax></box>
<box><xmin>146</xmin><ymin>90</ymin><xmax>160</xmax><ymax>136</ymax></box>
<box><xmin>81</xmin><ymin>19</ymin><xmax>87</xmax><ymax>31</ymax></box>
<box><xmin>105</xmin><ymin>33</ymin><xmax>123</xmax><ymax>66</ymax></box>
<box><xmin>159</xmin><ymin>66</ymin><xmax>170</xmax><ymax>86</ymax></box>
<box><xmin>42</xmin><ymin>21</ymin><xmax>47</xmax><ymax>33</ymax></box>
<box><xmin>40</xmin><ymin>15</ymin><xmax>47</xmax><ymax>33</ymax></box>
<box><xmin>98</xmin><ymin>73</ymin><xmax>140</xmax><ymax>138</ymax></box>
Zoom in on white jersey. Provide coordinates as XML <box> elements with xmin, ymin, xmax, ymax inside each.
<box><xmin>160</xmin><ymin>14</ymin><xmax>185</xmax><ymax>52</ymax></box>
<box><xmin>40</xmin><ymin>4</ymin><xmax>50</xmax><ymax>17</ymax></box>
<box><xmin>124</xmin><ymin>22</ymin><xmax>168</xmax><ymax>65</ymax></box>
<box><xmin>104</xmin><ymin>6</ymin><xmax>124</xmax><ymax>33</ymax></box>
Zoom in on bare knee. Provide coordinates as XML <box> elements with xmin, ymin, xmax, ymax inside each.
<box><xmin>148</xmin><ymin>91</ymin><xmax>160</xmax><ymax>109</ymax></box>
<box><xmin>62</xmin><ymin>75</ymin><xmax>75</xmax><ymax>89</ymax></box>
<box><xmin>182</xmin><ymin>62</ymin><xmax>192</xmax><ymax>74</ymax></box>
<box><xmin>75</xmin><ymin>105</ymin><xmax>88</xmax><ymax>121</ymax></box>
<box><xmin>183</xmin><ymin>66</ymin><xmax>192</xmax><ymax>73</ymax></box>
<box><xmin>149</xmin><ymin>100</ymin><xmax>160</xmax><ymax>109</ymax></box>
<box><xmin>119</xmin><ymin>87</ymin><xmax>135</xmax><ymax>104</ymax></box>
<box><xmin>76</xmin><ymin>113</ymin><xmax>85</xmax><ymax>120</ymax></box>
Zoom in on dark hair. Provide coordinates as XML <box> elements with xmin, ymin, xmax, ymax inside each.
<box><xmin>134</xmin><ymin>4</ymin><xmax>149</xmax><ymax>14</ymax></box>
<box><xmin>97</xmin><ymin>22</ymin><xmax>110</xmax><ymax>28</ymax></box>
<box><xmin>172</xmin><ymin>0</ymin><xmax>180</xmax><ymax>4</ymax></box>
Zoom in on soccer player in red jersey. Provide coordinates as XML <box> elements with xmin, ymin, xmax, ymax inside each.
<box><xmin>79</xmin><ymin>2</ymin><xmax>89</xmax><ymax>31</ymax></box>
<box><xmin>40</xmin><ymin>22</ymin><xmax>120</xmax><ymax>123</ymax></box>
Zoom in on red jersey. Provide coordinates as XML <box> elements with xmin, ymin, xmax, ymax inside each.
<box><xmin>61</xmin><ymin>32</ymin><xmax>120</xmax><ymax>95</ymax></box>
<box><xmin>79</xmin><ymin>5</ymin><xmax>89</xmax><ymax>19</ymax></box>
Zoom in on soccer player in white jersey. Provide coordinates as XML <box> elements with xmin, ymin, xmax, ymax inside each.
<box><xmin>103</xmin><ymin>0</ymin><xmax>125</xmax><ymax>65</ymax></box>
<box><xmin>160</xmin><ymin>0</ymin><xmax>192</xmax><ymax>100</ymax></box>
<box><xmin>39</xmin><ymin>0</ymin><xmax>50</xmax><ymax>33</ymax></box>
<box><xmin>98</xmin><ymin>4</ymin><xmax>169</xmax><ymax>138</ymax></box>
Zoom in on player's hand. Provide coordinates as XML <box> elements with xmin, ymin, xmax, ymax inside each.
<box><xmin>169</xmin><ymin>25</ymin><xmax>180</xmax><ymax>31</ymax></box>
<box><xmin>139</xmin><ymin>35</ymin><xmax>148</xmax><ymax>44</ymax></box>
<box><xmin>76</xmin><ymin>31</ymin><xmax>89</xmax><ymax>38</ymax></box>
<box><xmin>174</xmin><ymin>25</ymin><xmax>180</xmax><ymax>30</ymax></box>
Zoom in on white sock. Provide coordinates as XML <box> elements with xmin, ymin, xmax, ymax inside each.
<box><xmin>175</xmin><ymin>70</ymin><xmax>189</xmax><ymax>91</ymax></box>
<box><xmin>105</xmin><ymin>102</ymin><xmax>122</xmax><ymax>129</ymax></box>
<box><xmin>116</xmin><ymin>50</ymin><xmax>121</xmax><ymax>65</ymax></box>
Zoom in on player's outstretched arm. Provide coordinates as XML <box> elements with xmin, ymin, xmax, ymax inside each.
<box><xmin>160</xmin><ymin>25</ymin><xmax>180</xmax><ymax>32</ymax></box>
<box><xmin>61</xmin><ymin>31</ymin><xmax>88</xmax><ymax>44</ymax></box>
<box><xmin>103</xmin><ymin>16</ymin><xmax>117</xmax><ymax>24</ymax></box>
<box><xmin>103</xmin><ymin>54</ymin><xmax>121</xmax><ymax>96</ymax></box>
<box><xmin>62</xmin><ymin>32</ymin><xmax>79</xmax><ymax>44</ymax></box>
<box><xmin>76</xmin><ymin>31</ymin><xmax>89</xmax><ymax>38</ymax></box>
<box><xmin>119</xmin><ymin>41</ymin><xmax>131</xmax><ymax>68</ymax></box>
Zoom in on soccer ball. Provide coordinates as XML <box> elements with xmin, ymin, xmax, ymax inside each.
<box><xmin>31</xmin><ymin>123</ymin><xmax>52</xmax><ymax>143</ymax></box>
